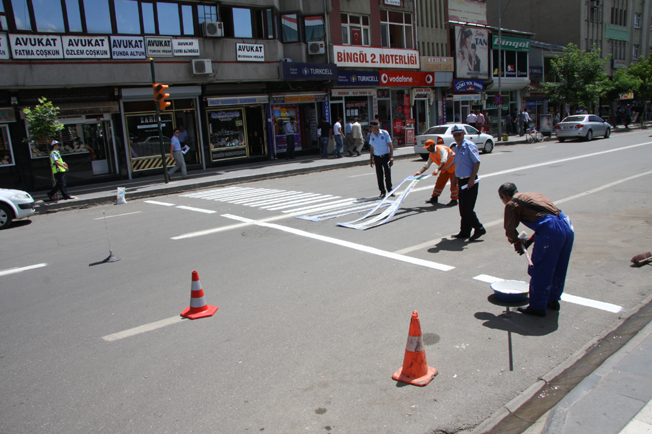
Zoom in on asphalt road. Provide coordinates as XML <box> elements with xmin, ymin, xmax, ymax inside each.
<box><xmin>2</xmin><ymin>131</ymin><xmax>652</xmax><ymax>433</ymax></box>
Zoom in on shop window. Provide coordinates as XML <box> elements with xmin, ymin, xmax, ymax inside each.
<box><xmin>304</xmin><ymin>15</ymin><xmax>324</xmax><ymax>42</ymax></box>
<box><xmin>157</xmin><ymin>2</ymin><xmax>181</xmax><ymax>35</ymax></box>
<box><xmin>0</xmin><ymin>126</ymin><xmax>15</xmax><ymax>167</ymax></box>
<box><xmin>84</xmin><ymin>0</ymin><xmax>112</xmax><ymax>33</ymax></box>
<box><xmin>142</xmin><ymin>2</ymin><xmax>156</xmax><ymax>34</ymax></box>
<box><xmin>341</xmin><ymin>13</ymin><xmax>369</xmax><ymax>46</ymax></box>
<box><xmin>198</xmin><ymin>4</ymin><xmax>217</xmax><ymax>24</ymax></box>
<box><xmin>505</xmin><ymin>50</ymin><xmax>516</xmax><ymax>77</ymax></box>
<box><xmin>281</xmin><ymin>13</ymin><xmax>299</xmax><ymax>42</ymax></box>
<box><xmin>34</xmin><ymin>0</ymin><xmax>65</xmax><ymax>33</ymax></box>
<box><xmin>181</xmin><ymin>5</ymin><xmax>193</xmax><ymax>35</ymax></box>
<box><xmin>516</xmin><ymin>51</ymin><xmax>528</xmax><ymax>77</ymax></box>
<box><xmin>11</xmin><ymin>0</ymin><xmax>31</xmax><ymax>31</ymax></box>
<box><xmin>114</xmin><ymin>0</ymin><xmax>141</xmax><ymax>34</ymax></box>
<box><xmin>380</xmin><ymin>10</ymin><xmax>413</xmax><ymax>49</ymax></box>
<box><xmin>65</xmin><ymin>0</ymin><xmax>83</xmax><ymax>32</ymax></box>
<box><xmin>207</xmin><ymin>109</ymin><xmax>247</xmax><ymax>160</ymax></box>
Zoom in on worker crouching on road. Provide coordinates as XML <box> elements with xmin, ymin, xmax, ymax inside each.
<box><xmin>415</xmin><ymin>139</ymin><xmax>458</xmax><ymax>206</ymax></box>
<box><xmin>498</xmin><ymin>182</ymin><xmax>575</xmax><ymax>317</ymax></box>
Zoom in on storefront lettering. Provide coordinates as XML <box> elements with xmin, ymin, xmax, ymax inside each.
<box><xmin>112</xmin><ymin>39</ymin><xmax>143</xmax><ymax>49</ymax></box>
<box><xmin>148</xmin><ymin>39</ymin><xmax>171</xmax><ymax>48</ymax></box>
<box><xmin>13</xmin><ymin>37</ymin><xmax>58</xmax><ymax>47</ymax></box>
<box><xmin>66</xmin><ymin>38</ymin><xmax>106</xmax><ymax>48</ymax></box>
<box><xmin>238</xmin><ymin>45</ymin><xmax>262</xmax><ymax>53</ymax></box>
<box><xmin>336</xmin><ymin>50</ymin><xmax>418</xmax><ymax>66</ymax></box>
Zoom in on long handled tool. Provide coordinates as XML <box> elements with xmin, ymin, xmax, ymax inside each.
<box><xmin>518</xmin><ymin>231</ymin><xmax>534</xmax><ymax>268</ymax></box>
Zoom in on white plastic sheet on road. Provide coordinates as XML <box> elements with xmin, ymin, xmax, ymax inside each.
<box><xmin>338</xmin><ymin>174</ymin><xmax>431</xmax><ymax>230</ymax></box>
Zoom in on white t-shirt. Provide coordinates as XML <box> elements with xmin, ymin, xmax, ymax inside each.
<box><xmin>333</xmin><ymin>121</ymin><xmax>342</xmax><ymax>136</ymax></box>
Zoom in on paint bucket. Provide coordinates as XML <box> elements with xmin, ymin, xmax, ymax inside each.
<box><xmin>490</xmin><ymin>280</ymin><xmax>529</xmax><ymax>303</ymax></box>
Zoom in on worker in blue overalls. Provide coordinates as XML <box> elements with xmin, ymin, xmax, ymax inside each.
<box><xmin>498</xmin><ymin>182</ymin><xmax>574</xmax><ymax>317</ymax></box>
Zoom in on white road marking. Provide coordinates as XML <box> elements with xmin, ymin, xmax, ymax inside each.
<box><xmin>94</xmin><ymin>211</ymin><xmax>142</xmax><ymax>220</ymax></box>
<box><xmin>0</xmin><ymin>263</ymin><xmax>47</xmax><ymax>277</ymax></box>
<box><xmin>145</xmin><ymin>200</ymin><xmax>175</xmax><ymax>206</ymax></box>
<box><xmin>102</xmin><ymin>315</ymin><xmax>186</xmax><ymax>342</ymax></box>
<box><xmin>222</xmin><ymin>214</ymin><xmax>455</xmax><ymax>271</ymax></box>
<box><xmin>473</xmin><ymin>274</ymin><xmax>623</xmax><ymax>313</ymax></box>
<box><xmin>350</xmin><ymin>172</ymin><xmax>375</xmax><ymax>177</ymax></box>
<box><xmin>175</xmin><ymin>206</ymin><xmax>217</xmax><ymax>214</ymax></box>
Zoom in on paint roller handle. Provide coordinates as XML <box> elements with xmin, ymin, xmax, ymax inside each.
<box><xmin>518</xmin><ymin>231</ymin><xmax>534</xmax><ymax>249</ymax></box>
<box><xmin>514</xmin><ymin>242</ymin><xmax>525</xmax><ymax>256</ymax></box>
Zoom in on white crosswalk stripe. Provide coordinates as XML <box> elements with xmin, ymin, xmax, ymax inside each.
<box><xmin>180</xmin><ymin>187</ymin><xmax>386</xmax><ymax>220</ymax></box>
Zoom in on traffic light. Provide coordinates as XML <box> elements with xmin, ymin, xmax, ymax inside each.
<box><xmin>152</xmin><ymin>83</ymin><xmax>171</xmax><ymax>111</ymax></box>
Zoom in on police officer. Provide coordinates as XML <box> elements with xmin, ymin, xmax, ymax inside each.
<box><xmin>451</xmin><ymin>125</ymin><xmax>485</xmax><ymax>240</ymax></box>
<box><xmin>369</xmin><ymin>120</ymin><xmax>394</xmax><ymax>198</ymax></box>
<box><xmin>47</xmin><ymin>140</ymin><xmax>73</xmax><ymax>201</ymax></box>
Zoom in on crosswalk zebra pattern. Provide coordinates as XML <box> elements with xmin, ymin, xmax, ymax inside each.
<box><xmin>180</xmin><ymin>187</ymin><xmax>391</xmax><ymax>221</ymax></box>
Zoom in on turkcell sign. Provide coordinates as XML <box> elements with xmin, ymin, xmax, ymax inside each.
<box><xmin>454</xmin><ymin>80</ymin><xmax>484</xmax><ymax>92</ymax></box>
<box><xmin>379</xmin><ymin>70</ymin><xmax>434</xmax><ymax>87</ymax></box>
<box><xmin>280</xmin><ymin>62</ymin><xmax>337</xmax><ymax>80</ymax></box>
<box><xmin>62</xmin><ymin>36</ymin><xmax>110</xmax><ymax>58</ymax></box>
<box><xmin>111</xmin><ymin>36</ymin><xmax>145</xmax><ymax>59</ymax></box>
<box><xmin>337</xmin><ymin>70</ymin><xmax>379</xmax><ymax>87</ymax></box>
<box><xmin>146</xmin><ymin>37</ymin><xmax>172</xmax><ymax>56</ymax></box>
<box><xmin>9</xmin><ymin>34</ymin><xmax>63</xmax><ymax>59</ymax></box>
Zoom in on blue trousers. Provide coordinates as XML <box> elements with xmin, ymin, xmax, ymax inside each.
<box><xmin>522</xmin><ymin>213</ymin><xmax>574</xmax><ymax>310</ymax></box>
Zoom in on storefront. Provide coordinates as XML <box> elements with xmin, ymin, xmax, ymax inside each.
<box><xmin>420</xmin><ymin>56</ymin><xmax>456</xmax><ymax>128</ymax></box>
<box><xmin>121</xmin><ymin>86</ymin><xmax>203</xmax><ymax>178</ymax></box>
<box><xmin>204</xmin><ymin>96</ymin><xmax>268</xmax><ymax>162</ymax></box>
<box><xmin>0</xmin><ymin>108</ymin><xmax>16</xmax><ymax>169</ymax></box>
<box><xmin>332</xmin><ymin>70</ymin><xmax>380</xmax><ymax>131</ymax></box>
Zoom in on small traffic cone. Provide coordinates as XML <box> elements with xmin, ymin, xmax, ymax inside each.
<box><xmin>180</xmin><ymin>271</ymin><xmax>218</xmax><ymax>319</ymax></box>
<box><xmin>392</xmin><ymin>311</ymin><xmax>437</xmax><ymax>386</ymax></box>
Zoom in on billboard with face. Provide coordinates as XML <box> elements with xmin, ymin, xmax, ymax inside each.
<box><xmin>455</xmin><ymin>26</ymin><xmax>489</xmax><ymax>80</ymax></box>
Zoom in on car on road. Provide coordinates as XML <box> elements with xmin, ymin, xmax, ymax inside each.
<box><xmin>414</xmin><ymin>124</ymin><xmax>495</xmax><ymax>160</ymax></box>
<box><xmin>0</xmin><ymin>188</ymin><xmax>36</xmax><ymax>229</ymax></box>
<box><xmin>554</xmin><ymin>114</ymin><xmax>612</xmax><ymax>142</ymax></box>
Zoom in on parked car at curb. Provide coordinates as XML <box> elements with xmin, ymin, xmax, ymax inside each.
<box><xmin>414</xmin><ymin>124</ymin><xmax>495</xmax><ymax>160</ymax></box>
<box><xmin>554</xmin><ymin>115</ymin><xmax>612</xmax><ymax>142</ymax></box>
<box><xmin>0</xmin><ymin>188</ymin><xmax>36</xmax><ymax>229</ymax></box>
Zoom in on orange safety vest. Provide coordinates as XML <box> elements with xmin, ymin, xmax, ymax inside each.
<box><xmin>429</xmin><ymin>145</ymin><xmax>455</xmax><ymax>173</ymax></box>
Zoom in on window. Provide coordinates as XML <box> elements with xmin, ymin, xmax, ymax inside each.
<box><xmin>0</xmin><ymin>0</ymin><xmax>7</xmax><ymax>30</ymax></box>
<box><xmin>634</xmin><ymin>13</ymin><xmax>640</xmax><ymax>28</ymax></box>
<box><xmin>84</xmin><ymin>0</ymin><xmax>112</xmax><ymax>33</ymax></box>
<box><xmin>265</xmin><ymin>9</ymin><xmax>274</xmax><ymax>39</ymax></box>
<box><xmin>633</xmin><ymin>44</ymin><xmax>639</xmax><ymax>58</ymax></box>
<box><xmin>114</xmin><ymin>0</ymin><xmax>141</xmax><ymax>34</ymax></box>
<box><xmin>198</xmin><ymin>5</ymin><xmax>217</xmax><ymax>24</ymax></box>
<box><xmin>11</xmin><ymin>0</ymin><xmax>31</xmax><ymax>30</ymax></box>
<box><xmin>233</xmin><ymin>8</ymin><xmax>252</xmax><ymax>38</ymax></box>
<box><xmin>142</xmin><ymin>3</ymin><xmax>156</xmax><ymax>34</ymax></box>
<box><xmin>157</xmin><ymin>2</ymin><xmax>180</xmax><ymax>35</ymax></box>
<box><xmin>304</xmin><ymin>15</ymin><xmax>324</xmax><ymax>41</ymax></box>
<box><xmin>220</xmin><ymin>6</ymin><xmax>273</xmax><ymax>39</ymax></box>
<box><xmin>34</xmin><ymin>0</ymin><xmax>65</xmax><ymax>32</ymax></box>
<box><xmin>281</xmin><ymin>13</ymin><xmax>298</xmax><ymax>42</ymax></box>
<box><xmin>65</xmin><ymin>0</ymin><xmax>82</xmax><ymax>32</ymax></box>
<box><xmin>380</xmin><ymin>10</ymin><xmax>413</xmax><ymax>49</ymax></box>
<box><xmin>181</xmin><ymin>5</ymin><xmax>193</xmax><ymax>35</ymax></box>
<box><xmin>341</xmin><ymin>13</ymin><xmax>369</xmax><ymax>46</ymax></box>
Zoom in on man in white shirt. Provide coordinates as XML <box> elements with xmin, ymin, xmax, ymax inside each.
<box><xmin>332</xmin><ymin>117</ymin><xmax>343</xmax><ymax>158</ymax></box>
<box><xmin>476</xmin><ymin>111</ymin><xmax>485</xmax><ymax>130</ymax></box>
<box><xmin>466</xmin><ymin>111</ymin><xmax>477</xmax><ymax>129</ymax></box>
<box><xmin>345</xmin><ymin>119</ymin><xmax>354</xmax><ymax>156</ymax></box>
<box><xmin>351</xmin><ymin>119</ymin><xmax>363</xmax><ymax>156</ymax></box>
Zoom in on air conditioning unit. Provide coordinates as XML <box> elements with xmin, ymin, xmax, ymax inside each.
<box><xmin>308</xmin><ymin>41</ymin><xmax>325</xmax><ymax>55</ymax></box>
<box><xmin>192</xmin><ymin>59</ymin><xmax>212</xmax><ymax>75</ymax></box>
<box><xmin>202</xmin><ymin>21</ymin><xmax>224</xmax><ymax>37</ymax></box>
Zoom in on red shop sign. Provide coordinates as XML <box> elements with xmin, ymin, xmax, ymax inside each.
<box><xmin>379</xmin><ymin>70</ymin><xmax>434</xmax><ymax>87</ymax></box>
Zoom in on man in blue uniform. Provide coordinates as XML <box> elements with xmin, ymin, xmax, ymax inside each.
<box><xmin>452</xmin><ymin>125</ymin><xmax>485</xmax><ymax>240</ymax></box>
<box><xmin>368</xmin><ymin>120</ymin><xmax>394</xmax><ymax>198</ymax></box>
<box><xmin>499</xmin><ymin>182</ymin><xmax>574</xmax><ymax>317</ymax></box>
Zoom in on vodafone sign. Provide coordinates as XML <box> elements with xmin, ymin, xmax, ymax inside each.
<box><xmin>379</xmin><ymin>70</ymin><xmax>434</xmax><ymax>87</ymax></box>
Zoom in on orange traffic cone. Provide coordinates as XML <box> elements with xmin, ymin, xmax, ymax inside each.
<box><xmin>392</xmin><ymin>311</ymin><xmax>437</xmax><ymax>386</ymax></box>
<box><xmin>180</xmin><ymin>271</ymin><xmax>218</xmax><ymax>319</ymax></box>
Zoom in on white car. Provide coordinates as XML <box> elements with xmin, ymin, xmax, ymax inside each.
<box><xmin>414</xmin><ymin>124</ymin><xmax>495</xmax><ymax>160</ymax></box>
<box><xmin>554</xmin><ymin>114</ymin><xmax>612</xmax><ymax>142</ymax></box>
<box><xmin>0</xmin><ymin>188</ymin><xmax>36</xmax><ymax>229</ymax></box>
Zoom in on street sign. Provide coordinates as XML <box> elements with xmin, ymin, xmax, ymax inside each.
<box><xmin>494</xmin><ymin>95</ymin><xmax>503</xmax><ymax>105</ymax></box>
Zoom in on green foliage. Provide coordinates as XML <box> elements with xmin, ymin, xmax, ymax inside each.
<box><xmin>628</xmin><ymin>56</ymin><xmax>652</xmax><ymax>103</ymax></box>
<box><xmin>22</xmin><ymin>97</ymin><xmax>64</xmax><ymax>143</ymax></box>
<box><xmin>604</xmin><ymin>68</ymin><xmax>641</xmax><ymax>103</ymax></box>
<box><xmin>542</xmin><ymin>44</ymin><xmax>610</xmax><ymax>112</ymax></box>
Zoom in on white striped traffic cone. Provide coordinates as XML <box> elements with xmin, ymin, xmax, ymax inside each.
<box><xmin>180</xmin><ymin>271</ymin><xmax>218</xmax><ymax>319</ymax></box>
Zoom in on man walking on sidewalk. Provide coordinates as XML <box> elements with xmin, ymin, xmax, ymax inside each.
<box><xmin>351</xmin><ymin>118</ymin><xmax>363</xmax><ymax>156</ymax></box>
<box><xmin>168</xmin><ymin>128</ymin><xmax>187</xmax><ymax>179</ymax></box>
<box><xmin>47</xmin><ymin>140</ymin><xmax>74</xmax><ymax>201</ymax></box>
<box><xmin>332</xmin><ymin>117</ymin><xmax>343</xmax><ymax>158</ymax></box>
<box><xmin>451</xmin><ymin>125</ymin><xmax>485</xmax><ymax>240</ymax></box>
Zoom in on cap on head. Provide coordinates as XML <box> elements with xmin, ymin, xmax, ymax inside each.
<box><xmin>50</xmin><ymin>140</ymin><xmax>60</xmax><ymax>148</ymax></box>
<box><xmin>423</xmin><ymin>139</ymin><xmax>435</xmax><ymax>148</ymax></box>
<box><xmin>451</xmin><ymin>125</ymin><xmax>464</xmax><ymax>134</ymax></box>
<box><xmin>370</xmin><ymin>120</ymin><xmax>379</xmax><ymax>127</ymax></box>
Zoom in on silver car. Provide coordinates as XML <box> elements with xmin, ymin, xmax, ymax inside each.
<box><xmin>414</xmin><ymin>124</ymin><xmax>494</xmax><ymax>160</ymax></box>
<box><xmin>554</xmin><ymin>115</ymin><xmax>612</xmax><ymax>142</ymax></box>
<box><xmin>0</xmin><ymin>188</ymin><xmax>36</xmax><ymax>229</ymax></box>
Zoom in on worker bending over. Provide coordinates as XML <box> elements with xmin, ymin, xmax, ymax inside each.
<box><xmin>415</xmin><ymin>139</ymin><xmax>458</xmax><ymax>206</ymax></box>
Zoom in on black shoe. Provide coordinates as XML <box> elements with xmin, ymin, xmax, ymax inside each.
<box><xmin>379</xmin><ymin>193</ymin><xmax>386</xmax><ymax>199</ymax></box>
<box><xmin>356</xmin><ymin>151</ymin><xmax>361</xmax><ymax>156</ymax></box>
<box><xmin>517</xmin><ymin>306</ymin><xmax>547</xmax><ymax>317</ymax></box>
<box><xmin>47</xmin><ymin>193</ymin><xmax>54</xmax><ymax>201</ymax></box>
<box><xmin>446</xmin><ymin>200</ymin><xmax>458</xmax><ymax>206</ymax></box>
<box><xmin>390</xmin><ymin>193</ymin><xmax>395</xmax><ymax>197</ymax></box>
<box><xmin>452</xmin><ymin>232</ymin><xmax>470</xmax><ymax>239</ymax></box>
<box><xmin>547</xmin><ymin>300</ymin><xmax>561</xmax><ymax>311</ymax></box>
<box><xmin>469</xmin><ymin>227</ymin><xmax>487</xmax><ymax>240</ymax></box>
<box><xmin>425</xmin><ymin>196</ymin><xmax>438</xmax><ymax>204</ymax></box>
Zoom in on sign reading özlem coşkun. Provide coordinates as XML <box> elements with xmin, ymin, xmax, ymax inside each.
<box><xmin>111</xmin><ymin>36</ymin><xmax>146</xmax><ymax>59</ymax></box>
<box><xmin>62</xmin><ymin>36</ymin><xmax>110</xmax><ymax>59</ymax></box>
<box><xmin>9</xmin><ymin>34</ymin><xmax>63</xmax><ymax>59</ymax></box>
<box><xmin>236</xmin><ymin>43</ymin><xmax>264</xmax><ymax>62</ymax></box>
<box><xmin>146</xmin><ymin>37</ymin><xmax>173</xmax><ymax>57</ymax></box>
<box><xmin>333</xmin><ymin>45</ymin><xmax>420</xmax><ymax>69</ymax></box>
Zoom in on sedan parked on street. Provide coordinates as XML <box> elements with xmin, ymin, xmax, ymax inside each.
<box><xmin>0</xmin><ymin>188</ymin><xmax>36</xmax><ymax>229</ymax></box>
<box><xmin>414</xmin><ymin>124</ymin><xmax>494</xmax><ymax>160</ymax></box>
<box><xmin>555</xmin><ymin>115</ymin><xmax>612</xmax><ymax>142</ymax></box>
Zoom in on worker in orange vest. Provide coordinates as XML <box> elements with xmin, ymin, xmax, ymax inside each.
<box><xmin>415</xmin><ymin>139</ymin><xmax>458</xmax><ymax>206</ymax></box>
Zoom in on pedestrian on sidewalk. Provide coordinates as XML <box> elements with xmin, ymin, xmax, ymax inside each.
<box><xmin>476</xmin><ymin>110</ymin><xmax>485</xmax><ymax>131</ymax></box>
<box><xmin>168</xmin><ymin>128</ymin><xmax>187</xmax><ymax>179</ymax></box>
<box><xmin>345</xmin><ymin>118</ymin><xmax>354</xmax><ymax>156</ymax></box>
<box><xmin>505</xmin><ymin>112</ymin><xmax>512</xmax><ymax>135</ymax></box>
<box><xmin>332</xmin><ymin>117</ymin><xmax>343</xmax><ymax>158</ymax></box>
<box><xmin>452</xmin><ymin>125</ymin><xmax>485</xmax><ymax>240</ymax></box>
<box><xmin>318</xmin><ymin>117</ymin><xmax>331</xmax><ymax>158</ymax></box>
<box><xmin>351</xmin><ymin>118</ymin><xmax>363</xmax><ymax>156</ymax></box>
<box><xmin>416</xmin><ymin>139</ymin><xmax>458</xmax><ymax>206</ymax></box>
<box><xmin>498</xmin><ymin>182</ymin><xmax>574</xmax><ymax>317</ymax></box>
<box><xmin>369</xmin><ymin>120</ymin><xmax>394</xmax><ymax>198</ymax></box>
<box><xmin>466</xmin><ymin>111</ymin><xmax>477</xmax><ymax>129</ymax></box>
<box><xmin>47</xmin><ymin>140</ymin><xmax>74</xmax><ymax>201</ymax></box>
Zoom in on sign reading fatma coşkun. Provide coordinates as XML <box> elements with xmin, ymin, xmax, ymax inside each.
<box><xmin>9</xmin><ymin>34</ymin><xmax>63</xmax><ymax>59</ymax></box>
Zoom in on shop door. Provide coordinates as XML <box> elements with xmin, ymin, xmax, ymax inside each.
<box><xmin>82</xmin><ymin>121</ymin><xmax>113</xmax><ymax>175</ymax></box>
<box><xmin>331</xmin><ymin>102</ymin><xmax>344</xmax><ymax>125</ymax></box>
<box><xmin>413</xmin><ymin>100</ymin><xmax>429</xmax><ymax>134</ymax></box>
<box><xmin>377</xmin><ymin>100</ymin><xmax>391</xmax><ymax>131</ymax></box>
<box><xmin>245</xmin><ymin>106</ymin><xmax>266</xmax><ymax>157</ymax></box>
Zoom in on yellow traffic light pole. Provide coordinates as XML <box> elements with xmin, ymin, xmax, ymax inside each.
<box><xmin>149</xmin><ymin>58</ymin><xmax>170</xmax><ymax>184</ymax></box>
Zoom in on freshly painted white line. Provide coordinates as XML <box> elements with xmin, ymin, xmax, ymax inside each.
<box><xmin>222</xmin><ymin>214</ymin><xmax>455</xmax><ymax>271</ymax></box>
<box><xmin>350</xmin><ymin>172</ymin><xmax>375</xmax><ymax>178</ymax></box>
<box><xmin>94</xmin><ymin>211</ymin><xmax>142</xmax><ymax>220</ymax></box>
<box><xmin>263</xmin><ymin>195</ymin><xmax>338</xmax><ymax>211</ymax></box>
<box><xmin>145</xmin><ymin>200</ymin><xmax>175</xmax><ymax>206</ymax></box>
<box><xmin>176</xmin><ymin>206</ymin><xmax>217</xmax><ymax>214</ymax></box>
<box><xmin>172</xmin><ymin>212</ymin><xmax>306</xmax><ymax>240</ymax></box>
<box><xmin>561</xmin><ymin>293</ymin><xmax>622</xmax><ymax>313</ymax></box>
<box><xmin>474</xmin><ymin>274</ymin><xmax>503</xmax><ymax>284</ymax></box>
<box><xmin>533</xmin><ymin>146</ymin><xmax>546</xmax><ymax>149</ymax></box>
<box><xmin>283</xmin><ymin>198</ymin><xmax>357</xmax><ymax>214</ymax></box>
<box><xmin>0</xmin><ymin>263</ymin><xmax>47</xmax><ymax>277</ymax></box>
<box><xmin>102</xmin><ymin>316</ymin><xmax>186</xmax><ymax>342</ymax></box>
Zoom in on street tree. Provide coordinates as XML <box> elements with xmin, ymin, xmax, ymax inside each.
<box><xmin>603</xmin><ymin>68</ymin><xmax>641</xmax><ymax>124</ymax></box>
<box><xmin>628</xmin><ymin>56</ymin><xmax>652</xmax><ymax>106</ymax></box>
<box><xmin>542</xmin><ymin>44</ymin><xmax>610</xmax><ymax>113</ymax></box>
<box><xmin>22</xmin><ymin>97</ymin><xmax>64</xmax><ymax>144</ymax></box>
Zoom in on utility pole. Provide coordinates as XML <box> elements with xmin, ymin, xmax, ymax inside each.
<box><xmin>149</xmin><ymin>58</ymin><xmax>170</xmax><ymax>184</ymax></box>
<box><xmin>497</xmin><ymin>0</ymin><xmax>512</xmax><ymax>142</ymax></box>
